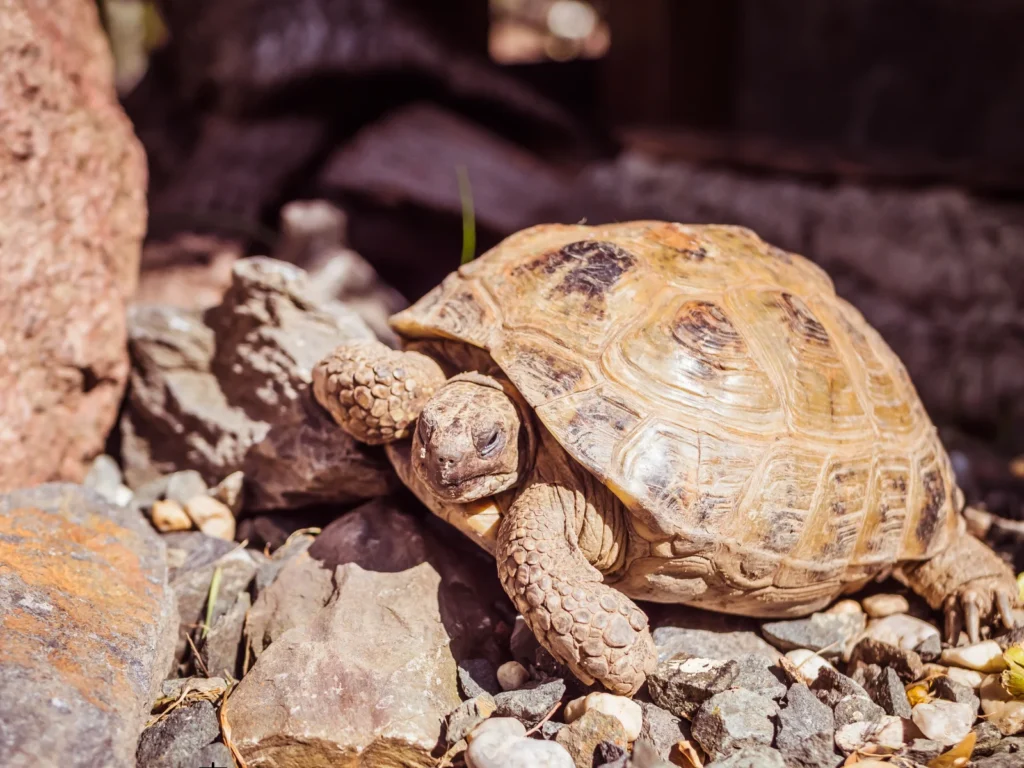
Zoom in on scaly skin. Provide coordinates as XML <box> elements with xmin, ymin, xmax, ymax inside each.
<box><xmin>496</xmin><ymin>480</ymin><xmax>657</xmax><ymax>696</ymax></box>
<box><xmin>897</xmin><ymin>516</ymin><xmax>1018</xmax><ymax>644</ymax></box>
<box><xmin>313</xmin><ymin>340</ymin><xmax>446</xmax><ymax>444</ymax></box>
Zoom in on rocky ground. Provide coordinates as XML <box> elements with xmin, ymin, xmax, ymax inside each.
<box><xmin>2</xmin><ymin>239</ymin><xmax>1024</xmax><ymax>768</ymax></box>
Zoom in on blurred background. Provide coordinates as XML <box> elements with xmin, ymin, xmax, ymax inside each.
<box><xmin>100</xmin><ymin>0</ymin><xmax>1024</xmax><ymax>519</ymax></box>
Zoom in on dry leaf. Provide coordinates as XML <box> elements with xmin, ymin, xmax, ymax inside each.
<box><xmin>927</xmin><ymin>730</ymin><xmax>975</xmax><ymax>768</ymax></box>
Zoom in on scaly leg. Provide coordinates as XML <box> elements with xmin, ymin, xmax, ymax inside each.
<box><xmin>496</xmin><ymin>481</ymin><xmax>656</xmax><ymax>696</ymax></box>
<box><xmin>313</xmin><ymin>340</ymin><xmax>446</xmax><ymax>444</ymax></box>
<box><xmin>896</xmin><ymin>519</ymin><xmax>1018</xmax><ymax>644</ymax></box>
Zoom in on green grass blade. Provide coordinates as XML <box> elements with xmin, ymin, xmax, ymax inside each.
<box><xmin>457</xmin><ymin>165</ymin><xmax>476</xmax><ymax>265</ymax></box>
<box><xmin>202</xmin><ymin>565</ymin><xmax>223</xmax><ymax>640</ymax></box>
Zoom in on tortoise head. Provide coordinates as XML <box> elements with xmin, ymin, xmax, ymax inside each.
<box><xmin>412</xmin><ymin>372</ymin><xmax>533</xmax><ymax>503</ymax></box>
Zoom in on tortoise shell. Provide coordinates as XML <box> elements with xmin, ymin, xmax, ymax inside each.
<box><xmin>390</xmin><ymin>222</ymin><xmax>960</xmax><ymax>607</ymax></box>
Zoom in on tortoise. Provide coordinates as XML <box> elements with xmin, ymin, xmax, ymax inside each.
<box><xmin>312</xmin><ymin>221</ymin><xmax>1019</xmax><ymax>695</ymax></box>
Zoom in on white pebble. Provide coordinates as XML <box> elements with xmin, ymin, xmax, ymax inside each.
<box><xmin>184</xmin><ymin>495</ymin><xmax>236</xmax><ymax>541</ymax></box>
<box><xmin>911</xmin><ymin>700</ymin><xmax>974</xmax><ymax>745</ymax></box>
<box><xmin>980</xmin><ymin>673</ymin><xmax>1024</xmax><ymax>736</ymax></box>
<box><xmin>826</xmin><ymin>599</ymin><xmax>863</xmax><ymax>615</ymax></box>
<box><xmin>496</xmin><ymin>661</ymin><xmax>531</xmax><ymax>691</ymax></box>
<box><xmin>785</xmin><ymin>649</ymin><xmax>836</xmax><ymax>681</ymax></box>
<box><xmin>467</xmin><ymin>732</ymin><xmax>573</xmax><ymax>768</ymax></box>
<box><xmin>562</xmin><ymin>692</ymin><xmax>642</xmax><ymax>741</ymax></box>
<box><xmin>940</xmin><ymin>640</ymin><xmax>1007</xmax><ymax>673</ymax></box>
<box><xmin>945</xmin><ymin>666</ymin><xmax>985</xmax><ymax>689</ymax></box>
<box><xmin>151</xmin><ymin>499</ymin><xmax>192</xmax><ymax>532</ymax></box>
<box><xmin>834</xmin><ymin>716</ymin><xmax>906</xmax><ymax>754</ymax></box>
<box><xmin>861</xmin><ymin>594</ymin><xmax>910</xmax><ymax>619</ymax></box>
<box><xmin>861</xmin><ymin>613</ymin><xmax>939</xmax><ymax>651</ymax></box>
<box><xmin>467</xmin><ymin>717</ymin><xmax>526</xmax><ymax>743</ymax></box>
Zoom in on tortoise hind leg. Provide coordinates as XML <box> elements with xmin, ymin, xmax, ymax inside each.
<box><xmin>896</xmin><ymin>520</ymin><xmax>1018</xmax><ymax>644</ymax></box>
<box><xmin>496</xmin><ymin>481</ymin><xmax>657</xmax><ymax>696</ymax></box>
<box><xmin>313</xmin><ymin>340</ymin><xmax>446</xmax><ymax>445</ymax></box>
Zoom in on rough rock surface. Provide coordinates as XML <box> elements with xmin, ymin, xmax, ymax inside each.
<box><xmin>761</xmin><ymin>612</ymin><xmax>865</xmax><ymax>657</ymax></box>
<box><xmin>652</xmin><ymin>622</ymin><xmax>780</xmax><ymax>664</ymax></box>
<box><xmin>691</xmin><ymin>689</ymin><xmax>779</xmax><ymax>760</ymax></box>
<box><xmin>0</xmin><ymin>0</ymin><xmax>147</xmax><ymax>490</ymax></box>
<box><xmin>775</xmin><ymin>684</ymin><xmax>839</xmax><ymax>768</ymax></box>
<box><xmin>135</xmin><ymin>702</ymin><xmax>221</xmax><ymax>768</ymax></box>
<box><xmin>224</xmin><ymin>499</ymin><xmax>507</xmax><ymax>766</ymax></box>
<box><xmin>121</xmin><ymin>257</ymin><xmax>393</xmax><ymax>509</ymax></box>
<box><xmin>555</xmin><ymin>710</ymin><xmax>628</xmax><ymax>768</ymax></box>
<box><xmin>0</xmin><ymin>485</ymin><xmax>177</xmax><ymax>768</ymax></box>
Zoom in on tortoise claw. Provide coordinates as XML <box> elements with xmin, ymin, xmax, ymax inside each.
<box><xmin>998</xmin><ymin>590</ymin><xmax>1018</xmax><ymax>630</ymax></box>
<box><xmin>963</xmin><ymin>591</ymin><xmax>982</xmax><ymax>644</ymax></box>
<box><xmin>944</xmin><ymin>594</ymin><xmax>963</xmax><ymax>645</ymax></box>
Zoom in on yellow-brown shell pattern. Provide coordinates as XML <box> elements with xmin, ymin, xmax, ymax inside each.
<box><xmin>389</xmin><ymin>222</ymin><xmax>960</xmax><ymax>597</ymax></box>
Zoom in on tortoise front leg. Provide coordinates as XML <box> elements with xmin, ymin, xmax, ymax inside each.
<box><xmin>497</xmin><ymin>481</ymin><xmax>656</xmax><ymax>696</ymax></box>
<box><xmin>313</xmin><ymin>340</ymin><xmax>446</xmax><ymax>445</ymax></box>
<box><xmin>896</xmin><ymin>518</ymin><xmax>1018</xmax><ymax>644</ymax></box>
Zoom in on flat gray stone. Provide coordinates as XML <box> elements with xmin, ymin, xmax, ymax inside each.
<box><xmin>494</xmin><ymin>679</ymin><xmax>566</xmax><ymax>726</ymax></box>
<box><xmin>834</xmin><ymin>695</ymin><xmax>886</xmax><ymax>729</ymax></box>
<box><xmin>761</xmin><ymin>612</ymin><xmax>866</xmax><ymax>657</ymax></box>
<box><xmin>692</xmin><ymin>689</ymin><xmax>779</xmax><ymax>761</ymax></box>
<box><xmin>857</xmin><ymin>665</ymin><xmax>912</xmax><ymax>718</ymax></box>
<box><xmin>637</xmin><ymin>701</ymin><xmax>690</xmax><ymax>761</ymax></box>
<box><xmin>653</xmin><ymin>625</ymin><xmax>780</xmax><ymax>664</ymax></box>
<box><xmin>732</xmin><ymin>653</ymin><xmax>788</xmax><ymax>701</ymax></box>
<box><xmin>809</xmin><ymin>666</ymin><xmax>870</xmax><ymax>709</ymax></box>
<box><xmin>0</xmin><ymin>484</ymin><xmax>177</xmax><ymax>768</ymax></box>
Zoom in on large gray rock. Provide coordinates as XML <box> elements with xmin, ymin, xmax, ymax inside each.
<box><xmin>121</xmin><ymin>257</ymin><xmax>394</xmax><ymax>510</ymax></box>
<box><xmin>224</xmin><ymin>562</ymin><xmax>462</xmax><ymax>766</ymax></box>
<box><xmin>775</xmin><ymin>684</ymin><xmax>840</xmax><ymax>768</ymax></box>
<box><xmin>0</xmin><ymin>484</ymin><xmax>177</xmax><ymax>768</ymax></box>
<box><xmin>224</xmin><ymin>499</ymin><xmax>507</xmax><ymax>766</ymax></box>
<box><xmin>705</xmin><ymin>746</ymin><xmax>786</xmax><ymax>768</ymax></box>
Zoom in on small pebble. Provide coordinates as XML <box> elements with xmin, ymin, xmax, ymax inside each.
<box><xmin>861</xmin><ymin>613</ymin><xmax>940</xmax><ymax>651</ymax></box>
<box><xmin>468</xmin><ymin>723</ymin><xmax>573</xmax><ymax>768</ymax></box>
<box><xmin>808</xmin><ymin>665</ymin><xmax>870</xmax><ymax>709</ymax></box>
<box><xmin>563</xmin><ymin>693</ymin><xmax>642</xmax><ymax>741</ymax></box>
<box><xmin>834</xmin><ymin>715</ymin><xmax>905</xmax><ymax>754</ymax></box>
<box><xmin>467</xmin><ymin>717</ymin><xmax>526</xmax><ymax>743</ymax></box>
<box><xmin>151</xmin><ymin>498</ymin><xmax>193</xmax><ymax>532</ymax></box>
<box><xmin>932</xmin><ymin>675</ymin><xmax>980</xmax><ymax>714</ymax></box>
<box><xmin>858</xmin><ymin>665</ymin><xmax>911</xmax><ymax>718</ymax></box>
<box><xmin>833</xmin><ymin>695</ymin><xmax>886</xmax><ymax>728</ymax></box>
<box><xmin>184</xmin><ymin>495</ymin><xmax>235</xmax><ymax>540</ymax></box>
<box><xmin>862</xmin><ymin>594</ymin><xmax>910</xmax><ymax>618</ymax></box>
<box><xmin>497</xmin><ymin>660</ymin><xmax>530</xmax><ymax>691</ymax></box>
<box><xmin>941</xmin><ymin>640</ymin><xmax>1008</xmax><ymax>673</ymax></box>
<box><xmin>556</xmin><ymin>710</ymin><xmax>628</xmax><ymax>768</ymax></box>
<box><xmin>494</xmin><ymin>679</ymin><xmax>566</xmax><ymax>726</ymax></box>
<box><xmin>981</xmin><ymin>673</ymin><xmax>1024</xmax><ymax>735</ymax></box>
<box><xmin>446</xmin><ymin>696</ymin><xmax>496</xmax><ymax>745</ymax></box>
<box><xmin>784</xmin><ymin>649</ymin><xmax>835</xmax><ymax>682</ymax></box>
<box><xmin>911</xmin><ymin>700</ymin><xmax>975</xmax><ymax>746</ymax></box>
<box><xmin>826</xmin><ymin>599</ymin><xmax>864</xmax><ymax>615</ymax></box>
<box><xmin>972</xmin><ymin>720</ymin><xmax>1006</xmax><ymax>756</ymax></box>
<box><xmin>945</xmin><ymin>665</ymin><xmax>985</xmax><ymax>689</ymax></box>
<box><xmin>850</xmin><ymin>637</ymin><xmax>923</xmax><ymax>682</ymax></box>
<box><xmin>210</xmin><ymin>471</ymin><xmax>245</xmax><ymax>514</ymax></box>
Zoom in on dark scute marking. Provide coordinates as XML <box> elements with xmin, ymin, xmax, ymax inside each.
<box><xmin>518</xmin><ymin>240</ymin><xmax>637</xmax><ymax>298</ymax></box>
<box><xmin>916</xmin><ymin>469</ymin><xmax>946</xmax><ymax>546</ymax></box>
<box><xmin>778</xmin><ymin>293</ymin><xmax>831</xmax><ymax>346</ymax></box>
<box><xmin>677</xmin><ymin>246</ymin><xmax>707</xmax><ymax>261</ymax></box>
<box><xmin>671</xmin><ymin>301</ymin><xmax>744</xmax><ymax>357</ymax></box>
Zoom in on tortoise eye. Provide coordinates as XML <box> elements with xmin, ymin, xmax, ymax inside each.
<box><xmin>417</xmin><ymin>417</ymin><xmax>433</xmax><ymax>443</ymax></box>
<box><xmin>476</xmin><ymin>427</ymin><xmax>505</xmax><ymax>458</ymax></box>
